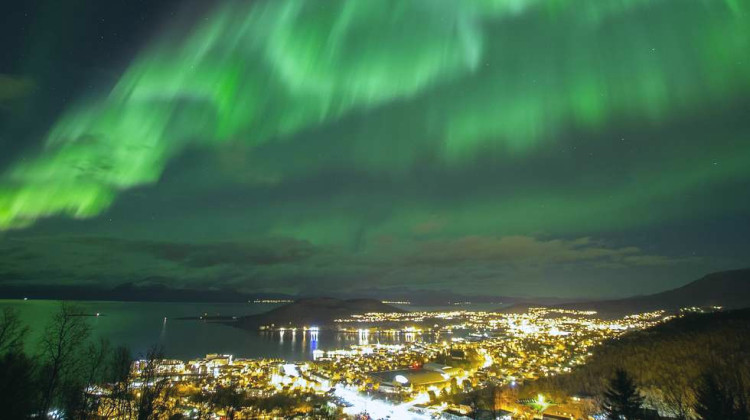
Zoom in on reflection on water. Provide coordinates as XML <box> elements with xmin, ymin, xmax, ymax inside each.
<box><xmin>258</xmin><ymin>328</ymin><xmax>439</xmax><ymax>359</ymax></box>
<box><xmin>0</xmin><ymin>300</ymin><xmax>445</xmax><ymax>361</ymax></box>
<box><xmin>310</xmin><ymin>330</ymin><xmax>318</xmax><ymax>352</ymax></box>
<box><xmin>159</xmin><ymin>316</ymin><xmax>168</xmax><ymax>343</ymax></box>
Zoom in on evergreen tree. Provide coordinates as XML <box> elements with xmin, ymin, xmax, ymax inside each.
<box><xmin>693</xmin><ymin>373</ymin><xmax>746</xmax><ymax>420</ymax></box>
<box><xmin>602</xmin><ymin>369</ymin><xmax>644</xmax><ymax>420</ymax></box>
<box><xmin>0</xmin><ymin>352</ymin><xmax>38</xmax><ymax>418</ymax></box>
<box><xmin>0</xmin><ymin>307</ymin><xmax>36</xmax><ymax>417</ymax></box>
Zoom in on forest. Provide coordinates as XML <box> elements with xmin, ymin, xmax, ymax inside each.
<box><xmin>523</xmin><ymin>309</ymin><xmax>750</xmax><ymax>419</ymax></box>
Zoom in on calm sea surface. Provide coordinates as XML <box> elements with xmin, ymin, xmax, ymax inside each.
<box><xmin>0</xmin><ymin>300</ymin><xmax>497</xmax><ymax>360</ymax></box>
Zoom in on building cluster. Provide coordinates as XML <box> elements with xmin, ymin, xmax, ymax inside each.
<box><xmin>101</xmin><ymin>307</ymin><xmax>681</xmax><ymax>419</ymax></box>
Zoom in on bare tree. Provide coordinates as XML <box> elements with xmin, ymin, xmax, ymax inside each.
<box><xmin>38</xmin><ymin>302</ymin><xmax>92</xmax><ymax>416</ymax></box>
<box><xmin>646</xmin><ymin>360</ymin><xmax>694</xmax><ymax>420</ymax></box>
<box><xmin>135</xmin><ymin>346</ymin><xmax>171</xmax><ymax>420</ymax></box>
<box><xmin>0</xmin><ymin>307</ymin><xmax>28</xmax><ymax>355</ymax></box>
<box><xmin>100</xmin><ymin>345</ymin><xmax>134</xmax><ymax>419</ymax></box>
<box><xmin>69</xmin><ymin>338</ymin><xmax>112</xmax><ymax>420</ymax></box>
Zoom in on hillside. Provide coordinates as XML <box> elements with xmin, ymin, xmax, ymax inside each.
<box><xmin>525</xmin><ymin>308</ymin><xmax>750</xmax><ymax>414</ymax></box>
<box><xmin>501</xmin><ymin>268</ymin><xmax>750</xmax><ymax>317</ymax></box>
<box><xmin>234</xmin><ymin>297</ymin><xmax>405</xmax><ymax>329</ymax></box>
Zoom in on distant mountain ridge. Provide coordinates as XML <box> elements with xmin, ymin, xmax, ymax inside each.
<box><xmin>0</xmin><ymin>282</ymin><xmax>520</xmax><ymax>305</ymax></box>
<box><xmin>234</xmin><ymin>297</ymin><xmax>405</xmax><ymax>329</ymax></box>
<box><xmin>4</xmin><ymin>269</ymin><xmax>747</xmax><ymax>313</ymax></box>
<box><xmin>532</xmin><ymin>268</ymin><xmax>750</xmax><ymax>316</ymax></box>
<box><xmin>0</xmin><ymin>282</ymin><xmax>295</xmax><ymax>303</ymax></box>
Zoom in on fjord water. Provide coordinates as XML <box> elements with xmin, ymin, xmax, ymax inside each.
<box><xmin>0</xmin><ymin>300</ymin><xmax>448</xmax><ymax>360</ymax></box>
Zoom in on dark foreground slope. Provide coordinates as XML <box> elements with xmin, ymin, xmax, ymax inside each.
<box><xmin>527</xmin><ymin>308</ymin><xmax>750</xmax><ymax>412</ymax></box>
<box><xmin>234</xmin><ymin>297</ymin><xmax>404</xmax><ymax>329</ymax></box>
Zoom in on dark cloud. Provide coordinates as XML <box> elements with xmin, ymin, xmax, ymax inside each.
<box><xmin>0</xmin><ymin>232</ymin><xmax>707</xmax><ymax>298</ymax></box>
<box><xmin>405</xmin><ymin>236</ymin><xmax>681</xmax><ymax>267</ymax></box>
<box><xmin>72</xmin><ymin>237</ymin><xmax>319</xmax><ymax>268</ymax></box>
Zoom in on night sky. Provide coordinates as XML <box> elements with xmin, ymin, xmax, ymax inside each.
<box><xmin>1</xmin><ymin>0</ymin><xmax>749</xmax><ymax>298</ymax></box>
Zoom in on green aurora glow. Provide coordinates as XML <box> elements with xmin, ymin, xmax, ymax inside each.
<box><xmin>2</xmin><ymin>0</ymin><xmax>749</xmax><ymax>230</ymax></box>
<box><xmin>1</xmin><ymin>0</ymin><xmax>749</xmax><ymax>296</ymax></box>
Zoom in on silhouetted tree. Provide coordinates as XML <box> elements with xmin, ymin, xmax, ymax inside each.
<box><xmin>0</xmin><ymin>307</ymin><xmax>36</xmax><ymax>417</ymax></box>
<box><xmin>62</xmin><ymin>381</ymin><xmax>87</xmax><ymax>420</ymax></box>
<box><xmin>0</xmin><ymin>351</ymin><xmax>38</xmax><ymax>418</ymax></box>
<box><xmin>64</xmin><ymin>338</ymin><xmax>112</xmax><ymax>419</ymax></box>
<box><xmin>529</xmin><ymin>310</ymin><xmax>750</xmax><ymax>416</ymax></box>
<box><xmin>104</xmin><ymin>344</ymin><xmax>134</xmax><ymax>419</ymax></box>
<box><xmin>654</xmin><ymin>357</ymin><xmax>694</xmax><ymax>419</ymax></box>
<box><xmin>474</xmin><ymin>382</ymin><xmax>501</xmax><ymax>418</ymax></box>
<box><xmin>188</xmin><ymin>390</ymin><xmax>213</xmax><ymax>420</ymax></box>
<box><xmin>135</xmin><ymin>346</ymin><xmax>171</xmax><ymax>420</ymax></box>
<box><xmin>39</xmin><ymin>303</ymin><xmax>92</xmax><ymax>416</ymax></box>
<box><xmin>465</xmin><ymin>389</ymin><xmax>483</xmax><ymax>418</ymax></box>
<box><xmin>212</xmin><ymin>384</ymin><xmax>246</xmax><ymax>420</ymax></box>
<box><xmin>602</xmin><ymin>369</ymin><xmax>644</xmax><ymax>420</ymax></box>
<box><xmin>0</xmin><ymin>307</ymin><xmax>28</xmax><ymax>355</ymax></box>
<box><xmin>694</xmin><ymin>373</ymin><xmax>747</xmax><ymax>420</ymax></box>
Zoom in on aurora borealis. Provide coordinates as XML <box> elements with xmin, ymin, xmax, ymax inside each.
<box><xmin>0</xmin><ymin>0</ymin><xmax>749</xmax><ymax>298</ymax></box>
